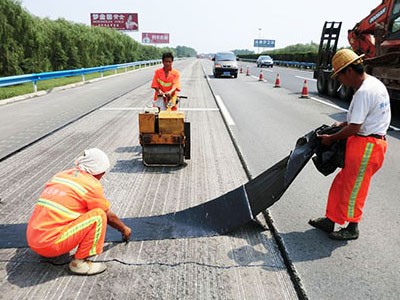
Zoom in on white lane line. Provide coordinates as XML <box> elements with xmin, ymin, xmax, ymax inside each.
<box><xmin>310</xmin><ymin>96</ymin><xmax>400</xmax><ymax>131</ymax></box>
<box><xmin>215</xmin><ymin>95</ymin><xmax>235</xmax><ymax>126</ymax></box>
<box><xmin>180</xmin><ymin>108</ymin><xmax>219</xmax><ymax>111</ymax></box>
<box><xmin>296</xmin><ymin>75</ymin><xmax>317</xmax><ymax>82</ymax></box>
<box><xmin>100</xmin><ymin>107</ymin><xmax>144</xmax><ymax>111</ymax></box>
<box><xmin>100</xmin><ymin>107</ymin><xmax>220</xmax><ymax>111</ymax></box>
<box><xmin>310</xmin><ymin>97</ymin><xmax>347</xmax><ymax>112</ymax></box>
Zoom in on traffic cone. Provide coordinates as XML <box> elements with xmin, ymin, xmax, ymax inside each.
<box><xmin>274</xmin><ymin>73</ymin><xmax>281</xmax><ymax>88</ymax></box>
<box><xmin>300</xmin><ymin>80</ymin><xmax>310</xmax><ymax>98</ymax></box>
<box><xmin>240</xmin><ymin>66</ymin><xmax>243</xmax><ymax>74</ymax></box>
<box><xmin>246</xmin><ymin>67</ymin><xmax>250</xmax><ymax>76</ymax></box>
<box><xmin>258</xmin><ymin>70</ymin><xmax>264</xmax><ymax>81</ymax></box>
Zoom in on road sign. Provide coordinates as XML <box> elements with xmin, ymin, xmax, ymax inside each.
<box><xmin>254</xmin><ymin>39</ymin><xmax>275</xmax><ymax>48</ymax></box>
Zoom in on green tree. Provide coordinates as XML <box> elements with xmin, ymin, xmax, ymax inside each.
<box><xmin>0</xmin><ymin>0</ymin><xmax>198</xmax><ymax>76</ymax></box>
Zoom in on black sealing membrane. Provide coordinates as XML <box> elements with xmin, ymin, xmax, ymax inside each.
<box><xmin>0</xmin><ymin>127</ymin><xmax>319</xmax><ymax>248</ymax></box>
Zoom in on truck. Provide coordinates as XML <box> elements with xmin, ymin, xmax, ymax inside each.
<box><xmin>314</xmin><ymin>0</ymin><xmax>400</xmax><ymax>104</ymax></box>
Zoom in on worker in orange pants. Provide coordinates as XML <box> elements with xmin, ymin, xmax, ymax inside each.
<box><xmin>29</xmin><ymin>208</ymin><xmax>108</xmax><ymax>260</ymax></box>
<box><xmin>325</xmin><ymin>135</ymin><xmax>387</xmax><ymax>225</ymax></box>
<box><xmin>309</xmin><ymin>49</ymin><xmax>390</xmax><ymax>240</ymax></box>
<box><xmin>27</xmin><ymin>148</ymin><xmax>131</xmax><ymax>275</ymax></box>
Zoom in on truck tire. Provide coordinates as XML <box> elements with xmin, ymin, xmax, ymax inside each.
<box><xmin>317</xmin><ymin>73</ymin><xmax>327</xmax><ymax>95</ymax></box>
<box><xmin>327</xmin><ymin>78</ymin><xmax>339</xmax><ymax>97</ymax></box>
<box><xmin>338</xmin><ymin>85</ymin><xmax>353</xmax><ymax>101</ymax></box>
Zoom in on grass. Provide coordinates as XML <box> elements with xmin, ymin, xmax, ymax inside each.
<box><xmin>0</xmin><ymin>66</ymin><xmax>140</xmax><ymax>101</ymax></box>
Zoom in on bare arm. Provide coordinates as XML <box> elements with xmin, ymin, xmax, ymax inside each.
<box><xmin>318</xmin><ymin>123</ymin><xmax>361</xmax><ymax>145</ymax></box>
<box><xmin>106</xmin><ymin>210</ymin><xmax>131</xmax><ymax>241</ymax></box>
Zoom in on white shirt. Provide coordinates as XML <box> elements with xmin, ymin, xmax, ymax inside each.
<box><xmin>347</xmin><ymin>75</ymin><xmax>391</xmax><ymax>136</ymax></box>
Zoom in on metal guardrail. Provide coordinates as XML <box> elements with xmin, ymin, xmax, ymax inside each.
<box><xmin>0</xmin><ymin>59</ymin><xmax>162</xmax><ymax>92</ymax></box>
<box><xmin>274</xmin><ymin>60</ymin><xmax>316</xmax><ymax>69</ymax></box>
<box><xmin>239</xmin><ymin>58</ymin><xmax>316</xmax><ymax>69</ymax></box>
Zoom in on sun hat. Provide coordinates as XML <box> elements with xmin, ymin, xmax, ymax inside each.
<box><xmin>75</xmin><ymin>148</ymin><xmax>110</xmax><ymax>175</ymax></box>
<box><xmin>331</xmin><ymin>49</ymin><xmax>365</xmax><ymax>78</ymax></box>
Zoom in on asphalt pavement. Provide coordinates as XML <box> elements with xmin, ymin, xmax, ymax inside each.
<box><xmin>205</xmin><ymin>60</ymin><xmax>400</xmax><ymax>300</ymax></box>
<box><xmin>0</xmin><ymin>60</ymin><xmax>298</xmax><ymax>299</ymax></box>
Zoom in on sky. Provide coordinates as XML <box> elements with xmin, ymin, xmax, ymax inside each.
<box><xmin>19</xmin><ymin>0</ymin><xmax>379</xmax><ymax>54</ymax></box>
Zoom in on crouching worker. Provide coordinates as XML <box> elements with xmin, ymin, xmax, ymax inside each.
<box><xmin>26</xmin><ymin>148</ymin><xmax>131</xmax><ymax>275</ymax></box>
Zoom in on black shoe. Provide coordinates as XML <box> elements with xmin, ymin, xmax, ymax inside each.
<box><xmin>329</xmin><ymin>227</ymin><xmax>359</xmax><ymax>240</ymax></box>
<box><xmin>308</xmin><ymin>217</ymin><xmax>334</xmax><ymax>233</ymax></box>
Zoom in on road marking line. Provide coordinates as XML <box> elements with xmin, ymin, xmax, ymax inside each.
<box><xmin>296</xmin><ymin>75</ymin><xmax>317</xmax><ymax>82</ymax></box>
<box><xmin>310</xmin><ymin>96</ymin><xmax>400</xmax><ymax>131</ymax></box>
<box><xmin>215</xmin><ymin>95</ymin><xmax>235</xmax><ymax>126</ymax></box>
<box><xmin>100</xmin><ymin>107</ymin><xmax>143</xmax><ymax>111</ymax></box>
<box><xmin>181</xmin><ymin>108</ymin><xmax>219</xmax><ymax>111</ymax></box>
<box><xmin>99</xmin><ymin>107</ymin><xmax>220</xmax><ymax>111</ymax></box>
<box><xmin>310</xmin><ymin>97</ymin><xmax>347</xmax><ymax>112</ymax></box>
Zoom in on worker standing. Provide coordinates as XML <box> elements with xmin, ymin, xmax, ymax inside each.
<box><xmin>26</xmin><ymin>148</ymin><xmax>131</xmax><ymax>275</ymax></box>
<box><xmin>309</xmin><ymin>49</ymin><xmax>391</xmax><ymax>240</ymax></box>
<box><xmin>151</xmin><ymin>52</ymin><xmax>181</xmax><ymax>111</ymax></box>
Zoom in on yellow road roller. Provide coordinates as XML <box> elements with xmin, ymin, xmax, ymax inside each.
<box><xmin>138</xmin><ymin>99</ymin><xmax>190</xmax><ymax>166</ymax></box>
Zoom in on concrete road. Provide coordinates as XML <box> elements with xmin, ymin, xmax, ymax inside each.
<box><xmin>204</xmin><ymin>59</ymin><xmax>400</xmax><ymax>300</ymax></box>
<box><xmin>0</xmin><ymin>60</ymin><xmax>298</xmax><ymax>299</ymax></box>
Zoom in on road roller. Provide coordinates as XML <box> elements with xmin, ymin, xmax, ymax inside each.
<box><xmin>138</xmin><ymin>97</ymin><xmax>190</xmax><ymax>166</ymax></box>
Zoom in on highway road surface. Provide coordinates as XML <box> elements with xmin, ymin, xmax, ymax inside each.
<box><xmin>0</xmin><ymin>58</ymin><xmax>399</xmax><ymax>299</ymax></box>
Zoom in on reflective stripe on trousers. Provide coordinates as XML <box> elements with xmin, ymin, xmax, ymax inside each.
<box><xmin>30</xmin><ymin>207</ymin><xmax>107</xmax><ymax>259</ymax></box>
<box><xmin>325</xmin><ymin>135</ymin><xmax>387</xmax><ymax>224</ymax></box>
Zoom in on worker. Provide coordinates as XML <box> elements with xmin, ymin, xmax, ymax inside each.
<box><xmin>151</xmin><ymin>52</ymin><xmax>181</xmax><ymax>111</ymax></box>
<box><xmin>309</xmin><ymin>49</ymin><xmax>391</xmax><ymax>240</ymax></box>
<box><xmin>26</xmin><ymin>148</ymin><xmax>131</xmax><ymax>275</ymax></box>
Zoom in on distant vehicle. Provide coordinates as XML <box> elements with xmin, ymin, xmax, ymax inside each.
<box><xmin>212</xmin><ymin>52</ymin><xmax>238</xmax><ymax>78</ymax></box>
<box><xmin>256</xmin><ymin>55</ymin><xmax>274</xmax><ymax>68</ymax></box>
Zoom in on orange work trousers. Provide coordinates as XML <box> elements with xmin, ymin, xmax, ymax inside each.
<box><xmin>31</xmin><ymin>208</ymin><xmax>107</xmax><ymax>260</ymax></box>
<box><xmin>326</xmin><ymin>135</ymin><xmax>387</xmax><ymax>225</ymax></box>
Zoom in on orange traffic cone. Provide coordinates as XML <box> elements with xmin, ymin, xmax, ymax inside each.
<box><xmin>300</xmin><ymin>80</ymin><xmax>310</xmax><ymax>98</ymax></box>
<box><xmin>246</xmin><ymin>67</ymin><xmax>250</xmax><ymax>76</ymax></box>
<box><xmin>258</xmin><ymin>70</ymin><xmax>264</xmax><ymax>81</ymax></box>
<box><xmin>240</xmin><ymin>66</ymin><xmax>243</xmax><ymax>74</ymax></box>
<box><xmin>274</xmin><ymin>73</ymin><xmax>281</xmax><ymax>88</ymax></box>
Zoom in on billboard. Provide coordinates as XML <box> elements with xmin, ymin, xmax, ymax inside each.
<box><xmin>254</xmin><ymin>39</ymin><xmax>275</xmax><ymax>48</ymax></box>
<box><xmin>90</xmin><ymin>13</ymin><xmax>138</xmax><ymax>31</ymax></box>
<box><xmin>142</xmin><ymin>33</ymin><xmax>170</xmax><ymax>44</ymax></box>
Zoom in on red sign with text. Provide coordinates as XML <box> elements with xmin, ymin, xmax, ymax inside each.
<box><xmin>90</xmin><ymin>13</ymin><xmax>139</xmax><ymax>31</ymax></box>
<box><xmin>142</xmin><ymin>33</ymin><xmax>170</xmax><ymax>44</ymax></box>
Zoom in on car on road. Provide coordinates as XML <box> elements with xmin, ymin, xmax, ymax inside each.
<box><xmin>256</xmin><ymin>55</ymin><xmax>274</xmax><ymax>68</ymax></box>
<box><xmin>212</xmin><ymin>52</ymin><xmax>238</xmax><ymax>78</ymax></box>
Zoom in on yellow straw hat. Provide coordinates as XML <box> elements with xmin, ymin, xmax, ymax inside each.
<box><xmin>331</xmin><ymin>49</ymin><xmax>365</xmax><ymax>78</ymax></box>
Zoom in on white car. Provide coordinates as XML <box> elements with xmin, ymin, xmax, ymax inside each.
<box><xmin>256</xmin><ymin>55</ymin><xmax>274</xmax><ymax>68</ymax></box>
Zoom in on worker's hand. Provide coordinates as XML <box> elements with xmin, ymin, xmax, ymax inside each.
<box><xmin>164</xmin><ymin>91</ymin><xmax>172</xmax><ymax>100</ymax></box>
<box><xmin>332</xmin><ymin>121</ymin><xmax>345</xmax><ymax>127</ymax></box>
<box><xmin>317</xmin><ymin>134</ymin><xmax>334</xmax><ymax>146</ymax></box>
<box><xmin>121</xmin><ymin>226</ymin><xmax>131</xmax><ymax>243</ymax></box>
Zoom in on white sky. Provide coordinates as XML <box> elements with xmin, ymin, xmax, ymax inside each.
<box><xmin>20</xmin><ymin>0</ymin><xmax>378</xmax><ymax>54</ymax></box>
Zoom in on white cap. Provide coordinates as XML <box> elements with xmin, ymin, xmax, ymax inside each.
<box><xmin>75</xmin><ymin>148</ymin><xmax>110</xmax><ymax>175</ymax></box>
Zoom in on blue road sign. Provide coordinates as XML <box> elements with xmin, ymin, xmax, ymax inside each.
<box><xmin>254</xmin><ymin>39</ymin><xmax>275</xmax><ymax>48</ymax></box>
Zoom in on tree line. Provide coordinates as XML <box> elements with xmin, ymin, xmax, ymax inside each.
<box><xmin>0</xmin><ymin>0</ymin><xmax>197</xmax><ymax>77</ymax></box>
